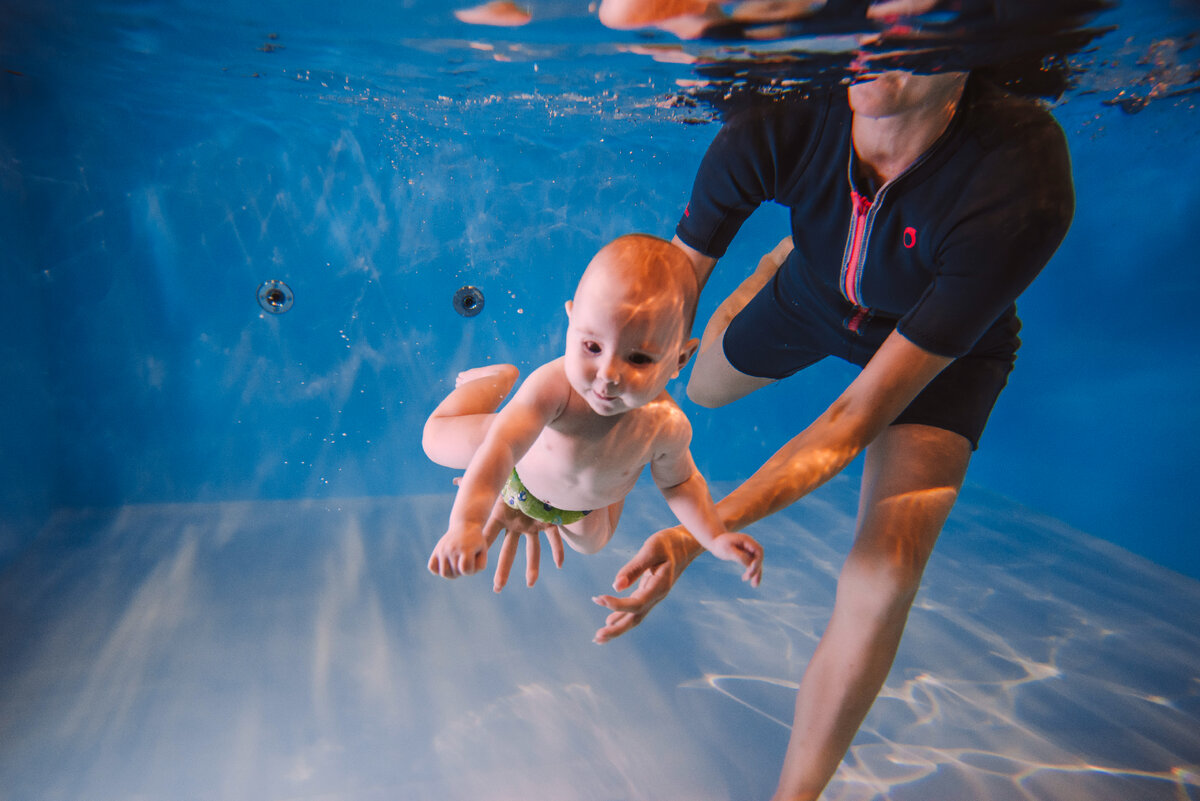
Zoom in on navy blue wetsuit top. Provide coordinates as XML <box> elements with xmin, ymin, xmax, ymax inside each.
<box><xmin>676</xmin><ymin>76</ymin><xmax>1075</xmax><ymax>363</ymax></box>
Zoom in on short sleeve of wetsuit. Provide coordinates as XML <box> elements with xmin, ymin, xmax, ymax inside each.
<box><xmin>675</xmin><ymin>99</ymin><xmax>825</xmax><ymax>259</ymax></box>
<box><xmin>897</xmin><ymin>108</ymin><xmax>1075</xmax><ymax>358</ymax></box>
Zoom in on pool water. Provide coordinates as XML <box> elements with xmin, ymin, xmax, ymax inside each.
<box><xmin>2</xmin><ymin>0</ymin><xmax>1199</xmax><ymax>798</ymax></box>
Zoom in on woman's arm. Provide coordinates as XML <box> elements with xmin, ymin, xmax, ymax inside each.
<box><xmin>594</xmin><ymin>330</ymin><xmax>952</xmax><ymax>639</ymax></box>
<box><xmin>671</xmin><ymin>234</ymin><xmax>719</xmax><ymax>288</ymax></box>
<box><xmin>715</xmin><ymin>328</ymin><xmax>952</xmax><ymax>531</ymax></box>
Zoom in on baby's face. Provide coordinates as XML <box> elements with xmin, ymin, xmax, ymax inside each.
<box><xmin>563</xmin><ymin>284</ymin><xmax>689</xmax><ymax>417</ymax></box>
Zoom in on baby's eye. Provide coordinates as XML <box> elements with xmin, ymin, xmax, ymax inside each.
<box><xmin>627</xmin><ymin>353</ymin><xmax>655</xmax><ymax>366</ymax></box>
<box><xmin>582</xmin><ymin>341</ymin><xmax>602</xmax><ymax>354</ymax></box>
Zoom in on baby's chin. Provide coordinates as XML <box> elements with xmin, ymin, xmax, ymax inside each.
<box><xmin>578</xmin><ymin>387</ymin><xmax>632</xmax><ymax>416</ymax></box>
<box><xmin>588</xmin><ymin>394</ymin><xmax>628</xmax><ymax>415</ymax></box>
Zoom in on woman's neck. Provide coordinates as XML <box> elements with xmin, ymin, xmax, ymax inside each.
<box><xmin>851</xmin><ymin>80</ymin><xmax>965</xmax><ymax>187</ymax></box>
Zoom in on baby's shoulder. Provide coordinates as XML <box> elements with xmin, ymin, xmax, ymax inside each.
<box><xmin>512</xmin><ymin>358</ymin><xmax>573</xmax><ymax>416</ymax></box>
<box><xmin>526</xmin><ymin>357</ymin><xmax>567</xmax><ymax>383</ymax></box>
<box><xmin>636</xmin><ymin>392</ymin><xmax>693</xmax><ymax>444</ymax></box>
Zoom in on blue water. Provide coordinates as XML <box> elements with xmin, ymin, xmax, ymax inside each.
<box><xmin>2</xmin><ymin>0</ymin><xmax>1199</xmax><ymax>798</ymax></box>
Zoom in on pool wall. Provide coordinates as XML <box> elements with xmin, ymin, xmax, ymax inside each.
<box><xmin>2</xmin><ymin>0</ymin><xmax>1199</xmax><ymax>578</ymax></box>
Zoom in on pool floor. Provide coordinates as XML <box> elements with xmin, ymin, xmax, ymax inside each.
<box><xmin>1</xmin><ymin>480</ymin><xmax>1198</xmax><ymax>801</ymax></box>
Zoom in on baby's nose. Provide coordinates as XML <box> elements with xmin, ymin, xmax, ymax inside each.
<box><xmin>597</xmin><ymin>358</ymin><xmax>621</xmax><ymax>385</ymax></box>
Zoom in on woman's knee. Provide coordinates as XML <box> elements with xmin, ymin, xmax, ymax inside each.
<box><xmin>835</xmin><ymin>546</ymin><xmax>930</xmax><ymax>624</ymax></box>
<box><xmin>686</xmin><ymin>340</ymin><xmax>775</xmax><ymax>407</ymax></box>
<box><xmin>686</xmin><ymin>367</ymin><xmax>731</xmax><ymax>407</ymax></box>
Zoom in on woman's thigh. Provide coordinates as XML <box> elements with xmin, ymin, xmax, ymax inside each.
<box><xmin>686</xmin><ymin>326</ymin><xmax>780</xmax><ymax>407</ymax></box>
<box><xmin>845</xmin><ymin>423</ymin><xmax>972</xmax><ymax>598</ymax></box>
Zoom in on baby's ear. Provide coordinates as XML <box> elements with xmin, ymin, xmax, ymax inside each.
<box><xmin>676</xmin><ymin>336</ymin><xmax>700</xmax><ymax>373</ymax></box>
<box><xmin>564</xmin><ymin>299</ymin><xmax>573</xmax><ymax>319</ymax></box>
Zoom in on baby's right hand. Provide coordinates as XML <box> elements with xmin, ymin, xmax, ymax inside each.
<box><xmin>428</xmin><ymin>527</ymin><xmax>488</xmax><ymax>579</ymax></box>
<box><xmin>708</xmin><ymin>532</ymin><xmax>763</xmax><ymax>588</ymax></box>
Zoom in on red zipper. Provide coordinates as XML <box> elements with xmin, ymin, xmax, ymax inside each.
<box><xmin>843</xmin><ymin>189</ymin><xmax>871</xmax><ymax>307</ymax></box>
<box><xmin>841</xmin><ymin>188</ymin><xmax>873</xmax><ymax>333</ymax></box>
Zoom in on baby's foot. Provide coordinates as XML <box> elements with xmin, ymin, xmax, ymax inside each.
<box><xmin>456</xmin><ymin>363</ymin><xmax>518</xmax><ymax>388</ymax></box>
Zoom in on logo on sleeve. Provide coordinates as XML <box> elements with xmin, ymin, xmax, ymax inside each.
<box><xmin>903</xmin><ymin>226</ymin><xmax>917</xmax><ymax>249</ymax></box>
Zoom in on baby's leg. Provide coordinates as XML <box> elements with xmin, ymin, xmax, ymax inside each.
<box><xmin>559</xmin><ymin>499</ymin><xmax>625</xmax><ymax>554</ymax></box>
<box><xmin>422</xmin><ymin>364</ymin><xmax>519</xmax><ymax>468</ymax></box>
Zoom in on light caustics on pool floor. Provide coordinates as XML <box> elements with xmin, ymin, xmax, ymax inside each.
<box><xmin>1</xmin><ymin>478</ymin><xmax>1197</xmax><ymax>801</ymax></box>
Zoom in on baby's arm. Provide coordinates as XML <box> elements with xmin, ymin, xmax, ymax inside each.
<box><xmin>650</xmin><ymin>409</ymin><xmax>763</xmax><ymax>586</ymax></box>
<box><xmin>428</xmin><ymin>361</ymin><xmax>570</xmax><ymax>579</ymax></box>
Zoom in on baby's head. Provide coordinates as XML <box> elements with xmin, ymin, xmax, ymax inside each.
<box><xmin>563</xmin><ymin>234</ymin><xmax>700</xmax><ymax>416</ymax></box>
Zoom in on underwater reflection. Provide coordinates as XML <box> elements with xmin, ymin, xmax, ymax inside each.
<box><xmin>595</xmin><ymin>0</ymin><xmax>1118</xmax><ymax>116</ymax></box>
<box><xmin>455</xmin><ymin>0</ymin><xmax>534</xmax><ymax>27</ymax></box>
<box><xmin>595</xmin><ymin>0</ymin><xmax>1114</xmax><ymax>40</ymax></box>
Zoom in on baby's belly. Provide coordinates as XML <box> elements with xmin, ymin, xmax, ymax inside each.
<box><xmin>514</xmin><ymin>455</ymin><xmax>641</xmax><ymax>513</ymax></box>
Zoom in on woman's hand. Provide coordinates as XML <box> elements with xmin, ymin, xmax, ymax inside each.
<box><xmin>482</xmin><ymin>494</ymin><xmax>566</xmax><ymax>592</ymax></box>
<box><xmin>591</xmin><ymin>525</ymin><xmax>703</xmax><ymax>643</ymax></box>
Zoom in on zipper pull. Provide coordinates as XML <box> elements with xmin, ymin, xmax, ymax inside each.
<box><xmin>844</xmin><ymin>305</ymin><xmax>871</xmax><ymax>334</ymax></box>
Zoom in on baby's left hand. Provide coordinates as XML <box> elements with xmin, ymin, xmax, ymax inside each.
<box><xmin>709</xmin><ymin>532</ymin><xmax>763</xmax><ymax>588</ymax></box>
<box><xmin>428</xmin><ymin>526</ymin><xmax>488</xmax><ymax>579</ymax></box>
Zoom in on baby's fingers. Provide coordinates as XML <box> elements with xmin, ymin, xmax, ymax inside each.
<box><xmin>454</xmin><ymin>546</ymin><xmax>486</xmax><ymax>576</ymax></box>
<box><xmin>743</xmin><ymin>551</ymin><xmax>763</xmax><ymax>587</ymax></box>
<box><xmin>728</xmin><ymin>535</ymin><xmax>763</xmax><ymax>587</ymax></box>
<box><xmin>742</xmin><ymin>544</ymin><xmax>764</xmax><ymax>588</ymax></box>
<box><xmin>428</xmin><ymin>551</ymin><xmax>459</xmax><ymax>579</ymax></box>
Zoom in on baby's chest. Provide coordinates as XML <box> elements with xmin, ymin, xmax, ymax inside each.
<box><xmin>515</xmin><ymin>420</ymin><xmax>658</xmax><ymax>509</ymax></box>
<box><xmin>535</xmin><ymin>418</ymin><xmax>657</xmax><ymax>477</ymax></box>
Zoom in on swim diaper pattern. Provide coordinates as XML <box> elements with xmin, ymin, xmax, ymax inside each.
<box><xmin>502</xmin><ymin>469</ymin><xmax>591</xmax><ymax>526</ymax></box>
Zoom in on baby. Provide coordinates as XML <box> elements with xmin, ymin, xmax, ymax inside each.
<box><xmin>423</xmin><ymin>233</ymin><xmax>763</xmax><ymax>585</ymax></box>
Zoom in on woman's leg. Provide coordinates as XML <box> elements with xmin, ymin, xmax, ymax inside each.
<box><xmin>771</xmin><ymin>423</ymin><xmax>972</xmax><ymax>801</ymax></box>
<box><xmin>687</xmin><ymin>236</ymin><xmax>793</xmax><ymax>408</ymax></box>
<box><xmin>422</xmin><ymin>364</ymin><xmax>519</xmax><ymax>469</ymax></box>
<box><xmin>686</xmin><ymin>327</ymin><xmax>779</xmax><ymax>408</ymax></box>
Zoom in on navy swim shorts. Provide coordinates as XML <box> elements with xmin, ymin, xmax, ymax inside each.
<box><xmin>721</xmin><ymin>269</ymin><xmax>1016</xmax><ymax>451</ymax></box>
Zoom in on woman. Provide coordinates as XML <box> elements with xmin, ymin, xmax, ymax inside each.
<box><xmin>591</xmin><ymin>67</ymin><xmax>1074</xmax><ymax>800</ymax></box>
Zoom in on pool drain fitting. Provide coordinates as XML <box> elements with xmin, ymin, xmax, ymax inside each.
<box><xmin>453</xmin><ymin>285</ymin><xmax>485</xmax><ymax>317</ymax></box>
<box><xmin>257</xmin><ymin>280</ymin><xmax>294</xmax><ymax>314</ymax></box>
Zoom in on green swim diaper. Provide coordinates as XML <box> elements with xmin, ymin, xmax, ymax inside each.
<box><xmin>502</xmin><ymin>468</ymin><xmax>591</xmax><ymax>526</ymax></box>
